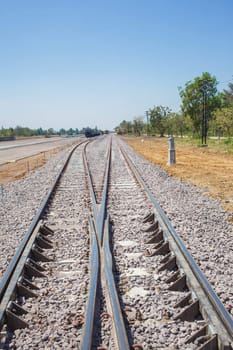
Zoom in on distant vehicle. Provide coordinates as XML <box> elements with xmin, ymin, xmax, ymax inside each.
<box><xmin>85</xmin><ymin>130</ymin><xmax>101</xmax><ymax>138</ymax></box>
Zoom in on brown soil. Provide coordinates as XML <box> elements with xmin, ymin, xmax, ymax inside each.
<box><xmin>123</xmin><ymin>136</ymin><xmax>233</xmax><ymax>222</ymax></box>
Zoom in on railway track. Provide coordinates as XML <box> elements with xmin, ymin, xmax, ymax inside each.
<box><xmin>0</xmin><ymin>135</ymin><xmax>232</xmax><ymax>349</ymax></box>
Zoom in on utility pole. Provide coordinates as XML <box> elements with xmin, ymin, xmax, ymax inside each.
<box><xmin>199</xmin><ymin>79</ymin><xmax>211</xmax><ymax>146</ymax></box>
<box><xmin>145</xmin><ymin>110</ymin><xmax>149</xmax><ymax>136</ymax></box>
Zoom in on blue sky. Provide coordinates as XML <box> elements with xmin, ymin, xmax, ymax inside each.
<box><xmin>0</xmin><ymin>0</ymin><xmax>233</xmax><ymax>131</ymax></box>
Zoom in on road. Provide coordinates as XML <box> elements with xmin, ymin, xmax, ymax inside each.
<box><xmin>0</xmin><ymin>137</ymin><xmax>81</xmax><ymax>165</ymax></box>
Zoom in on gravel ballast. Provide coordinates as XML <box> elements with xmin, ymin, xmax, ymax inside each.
<box><xmin>0</xmin><ymin>135</ymin><xmax>232</xmax><ymax>349</ymax></box>
<box><xmin>0</xmin><ymin>146</ymin><xmax>74</xmax><ymax>274</ymax></box>
<box><xmin>118</xmin><ymin>137</ymin><xmax>233</xmax><ymax>315</ymax></box>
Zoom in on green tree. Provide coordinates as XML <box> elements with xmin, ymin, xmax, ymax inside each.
<box><xmin>36</xmin><ymin>127</ymin><xmax>44</xmax><ymax>135</ymax></box>
<box><xmin>59</xmin><ymin>128</ymin><xmax>66</xmax><ymax>135</ymax></box>
<box><xmin>47</xmin><ymin>128</ymin><xmax>55</xmax><ymax>135</ymax></box>
<box><xmin>133</xmin><ymin>116</ymin><xmax>144</xmax><ymax>136</ymax></box>
<box><xmin>1</xmin><ymin>127</ymin><xmax>9</xmax><ymax>137</ymax></box>
<box><xmin>223</xmin><ymin>82</ymin><xmax>233</xmax><ymax>106</ymax></box>
<box><xmin>149</xmin><ymin>105</ymin><xmax>171</xmax><ymax>137</ymax></box>
<box><xmin>68</xmin><ymin>128</ymin><xmax>74</xmax><ymax>135</ymax></box>
<box><xmin>14</xmin><ymin>126</ymin><xmax>34</xmax><ymax>137</ymax></box>
<box><xmin>117</xmin><ymin>120</ymin><xmax>133</xmax><ymax>134</ymax></box>
<box><xmin>214</xmin><ymin>108</ymin><xmax>233</xmax><ymax>137</ymax></box>
<box><xmin>9</xmin><ymin>127</ymin><xmax>14</xmax><ymax>136</ymax></box>
<box><xmin>165</xmin><ymin>113</ymin><xmax>187</xmax><ymax>137</ymax></box>
<box><xmin>179</xmin><ymin>72</ymin><xmax>221</xmax><ymax>137</ymax></box>
<box><xmin>0</xmin><ymin>127</ymin><xmax>14</xmax><ymax>137</ymax></box>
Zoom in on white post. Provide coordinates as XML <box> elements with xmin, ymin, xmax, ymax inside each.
<box><xmin>167</xmin><ymin>136</ymin><xmax>176</xmax><ymax>165</ymax></box>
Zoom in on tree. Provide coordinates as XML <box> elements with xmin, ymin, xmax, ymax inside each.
<box><xmin>149</xmin><ymin>105</ymin><xmax>171</xmax><ymax>137</ymax></box>
<box><xmin>36</xmin><ymin>127</ymin><xmax>44</xmax><ymax>135</ymax></box>
<box><xmin>214</xmin><ymin>108</ymin><xmax>233</xmax><ymax>137</ymax></box>
<box><xmin>133</xmin><ymin>116</ymin><xmax>144</xmax><ymax>136</ymax></box>
<box><xmin>59</xmin><ymin>128</ymin><xmax>66</xmax><ymax>135</ymax></box>
<box><xmin>223</xmin><ymin>82</ymin><xmax>233</xmax><ymax>106</ymax></box>
<box><xmin>68</xmin><ymin>128</ymin><xmax>74</xmax><ymax>135</ymax></box>
<box><xmin>117</xmin><ymin>120</ymin><xmax>133</xmax><ymax>135</ymax></box>
<box><xmin>165</xmin><ymin>112</ymin><xmax>187</xmax><ymax>137</ymax></box>
<box><xmin>47</xmin><ymin>128</ymin><xmax>55</xmax><ymax>135</ymax></box>
<box><xmin>14</xmin><ymin>125</ymin><xmax>34</xmax><ymax>137</ymax></box>
<box><xmin>179</xmin><ymin>72</ymin><xmax>222</xmax><ymax>137</ymax></box>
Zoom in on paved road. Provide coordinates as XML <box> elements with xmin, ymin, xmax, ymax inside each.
<box><xmin>0</xmin><ymin>137</ymin><xmax>65</xmax><ymax>150</ymax></box>
<box><xmin>0</xmin><ymin>137</ymin><xmax>80</xmax><ymax>165</ymax></box>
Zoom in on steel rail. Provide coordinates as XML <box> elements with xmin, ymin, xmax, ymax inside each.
<box><xmin>103</xmin><ymin>215</ymin><xmax>130</xmax><ymax>350</ymax></box>
<box><xmin>83</xmin><ymin>138</ymin><xmax>112</xmax><ymax>244</ymax></box>
<box><xmin>81</xmin><ymin>137</ymin><xmax>130</xmax><ymax>349</ymax></box>
<box><xmin>0</xmin><ymin>140</ymin><xmax>87</xmax><ymax>303</ymax></box>
<box><xmin>80</xmin><ymin>217</ymin><xmax>99</xmax><ymax>350</ymax></box>
<box><xmin>120</xmin><ymin>144</ymin><xmax>233</xmax><ymax>349</ymax></box>
<box><xmin>0</xmin><ymin>220</ymin><xmax>42</xmax><ymax>329</ymax></box>
<box><xmin>82</xmin><ymin>143</ymin><xmax>99</xmax><ymax>222</ymax></box>
<box><xmin>96</xmin><ymin>137</ymin><xmax>112</xmax><ymax>245</ymax></box>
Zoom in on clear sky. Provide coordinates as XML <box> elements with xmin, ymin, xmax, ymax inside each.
<box><xmin>0</xmin><ymin>0</ymin><xmax>233</xmax><ymax>131</ymax></box>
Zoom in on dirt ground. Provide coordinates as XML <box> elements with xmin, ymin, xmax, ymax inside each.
<box><xmin>123</xmin><ymin>136</ymin><xmax>233</xmax><ymax>223</ymax></box>
<box><xmin>0</xmin><ymin>145</ymin><xmax>68</xmax><ymax>184</ymax></box>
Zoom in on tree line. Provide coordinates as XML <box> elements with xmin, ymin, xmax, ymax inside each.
<box><xmin>116</xmin><ymin>72</ymin><xmax>233</xmax><ymax>139</ymax></box>
<box><xmin>0</xmin><ymin>126</ymin><xmax>103</xmax><ymax>138</ymax></box>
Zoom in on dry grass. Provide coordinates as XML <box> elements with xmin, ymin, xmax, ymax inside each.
<box><xmin>123</xmin><ymin>136</ymin><xmax>233</xmax><ymax>221</ymax></box>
